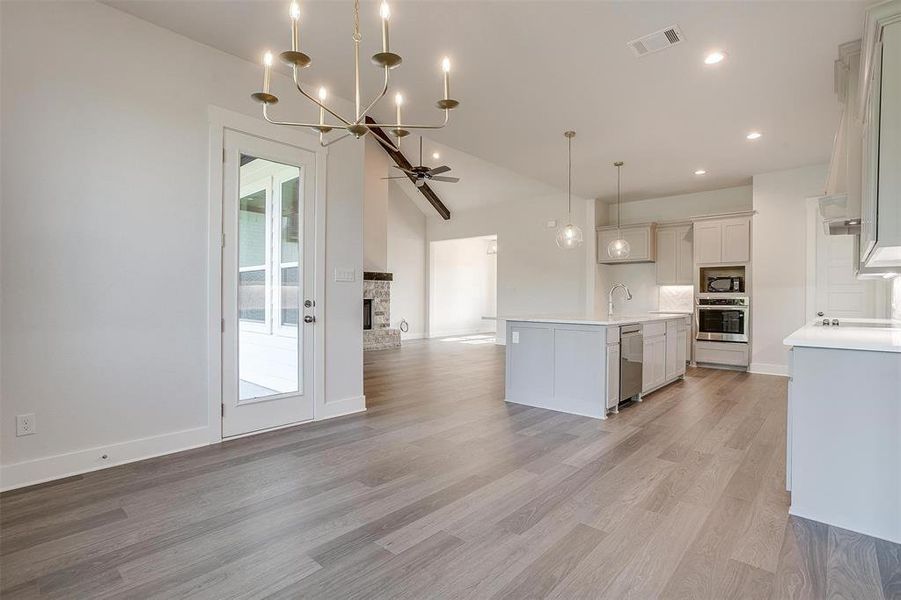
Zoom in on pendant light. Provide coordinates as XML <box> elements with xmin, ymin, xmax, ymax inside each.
<box><xmin>607</xmin><ymin>161</ymin><xmax>630</xmax><ymax>259</ymax></box>
<box><xmin>556</xmin><ymin>131</ymin><xmax>584</xmax><ymax>249</ymax></box>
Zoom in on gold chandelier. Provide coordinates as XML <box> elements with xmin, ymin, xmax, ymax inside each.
<box><xmin>251</xmin><ymin>0</ymin><xmax>460</xmax><ymax>148</ymax></box>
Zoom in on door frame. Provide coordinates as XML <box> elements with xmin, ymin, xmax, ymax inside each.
<box><xmin>207</xmin><ymin>106</ymin><xmax>327</xmax><ymax>443</ymax></box>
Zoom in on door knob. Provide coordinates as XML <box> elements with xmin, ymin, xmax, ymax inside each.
<box><xmin>304</xmin><ymin>315</ymin><xmax>315</xmax><ymax>323</ymax></box>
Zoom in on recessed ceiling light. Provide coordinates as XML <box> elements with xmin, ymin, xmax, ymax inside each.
<box><xmin>746</xmin><ymin>131</ymin><xmax>762</xmax><ymax>140</ymax></box>
<box><xmin>432</xmin><ymin>152</ymin><xmax>440</xmax><ymax>160</ymax></box>
<box><xmin>704</xmin><ymin>51</ymin><xmax>726</xmax><ymax>65</ymax></box>
<box><xmin>694</xmin><ymin>169</ymin><xmax>707</xmax><ymax>175</ymax></box>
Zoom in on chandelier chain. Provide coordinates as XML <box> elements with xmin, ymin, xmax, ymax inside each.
<box><xmin>353</xmin><ymin>0</ymin><xmax>361</xmax><ymax>42</ymax></box>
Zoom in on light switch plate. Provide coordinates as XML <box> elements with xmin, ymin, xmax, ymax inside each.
<box><xmin>546</xmin><ymin>219</ymin><xmax>557</xmax><ymax>228</ymax></box>
<box><xmin>512</xmin><ymin>331</ymin><xmax>520</xmax><ymax>344</ymax></box>
<box><xmin>334</xmin><ymin>268</ymin><xmax>356</xmax><ymax>283</ymax></box>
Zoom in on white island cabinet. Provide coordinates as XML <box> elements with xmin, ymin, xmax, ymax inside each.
<box><xmin>505</xmin><ymin>314</ymin><xmax>689</xmax><ymax>419</ymax></box>
<box><xmin>784</xmin><ymin>320</ymin><xmax>901</xmax><ymax>544</ymax></box>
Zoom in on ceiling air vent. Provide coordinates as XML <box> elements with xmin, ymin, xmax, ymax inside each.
<box><xmin>627</xmin><ymin>25</ymin><xmax>685</xmax><ymax>57</ymax></box>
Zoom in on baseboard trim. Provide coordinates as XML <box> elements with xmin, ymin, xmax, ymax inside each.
<box><xmin>749</xmin><ymin>362</ymin><xmax>789</xmax><ymax>377</ymax></box>
<box><xmin>0</xmin><ymin>426</ymin><xmax>211</xmax><ymax>492</ymax></box>
<box><xmin>789</xmin><ymin>504</ymin><xmax>900</xmax><ymax>544</ymax></box>
<box><xmin>318</xmin><ymin>394</ymin><xmax>366</xmax><ymax>420</ymax></box>
<box><xmin>427</xmin><ymin>328</ymin><xmax>496</xmax><ymax>339</ymax></box>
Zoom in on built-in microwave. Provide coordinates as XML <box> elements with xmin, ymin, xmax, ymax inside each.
<box><xmin>696</xmin><ymin>296</ymin><xmax>749</xmax><ymax>343</ymax></box>
<box><xmin>706</xmin><ymin>276</ymin><xmax>744</xmax><ymax>293</ymax></box>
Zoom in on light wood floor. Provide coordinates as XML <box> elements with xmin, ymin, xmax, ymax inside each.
<box><xmin>2</xmin><ymin>339</ymin><xmax>899</xmax><ymax>599</ymax></box>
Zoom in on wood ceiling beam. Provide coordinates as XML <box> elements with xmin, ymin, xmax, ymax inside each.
<box><xmin>365</xmin><ymin>116</ymin><xmax>451</xmax><ymax>220</ymax></box>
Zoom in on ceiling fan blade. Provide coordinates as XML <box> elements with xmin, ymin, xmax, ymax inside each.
<box><xmin>392</xmin><ymin>165</ymin><xmax>418</xmax><ymax>175</ymax></box>
<box><xmin>430</xmin><ymin>176</ymin><xmax>460</xmax><ymax>183</ymax></box>
<box><xmin>427</xmin><ymin>165</ymin><xmax>451</xmax><ymax>176</ymax></box>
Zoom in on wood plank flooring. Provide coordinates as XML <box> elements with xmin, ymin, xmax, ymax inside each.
<box><xmin>2</xmin><ymin>338</ymin><xmax>899</xmax><ymax>599</ymax></box>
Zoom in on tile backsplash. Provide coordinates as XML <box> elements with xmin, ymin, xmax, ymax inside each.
<box><xmin>659</xmin><ymin>285</ymin><xmax>694</xmax><ymax>313</ymax></box>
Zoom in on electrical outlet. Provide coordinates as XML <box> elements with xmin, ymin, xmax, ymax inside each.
<box><xmin>16</xmin><ymin>414</ymin><xmax>36</xmax><ymax>437</ymax></box>
<box><xmin>512</xmin><ymin>331</ymin><xmax>520</xmax><ymax>344</ymax></box>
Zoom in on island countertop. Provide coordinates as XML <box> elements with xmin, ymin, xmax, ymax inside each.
<box><xmin>503</xmin><ymin>313</ymin><xmax>690</xmax><ymax>326</ymax></box>
<box><xmin>783</xmin><ymin>318</ymin><xmax>901</xmax><ymax>353</ymax></box>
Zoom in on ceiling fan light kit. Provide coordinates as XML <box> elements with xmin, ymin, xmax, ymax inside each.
<box><xmin>381</xmin><ymin>137</ymin><xmax>460</xmax><ymax>187</ymax></box>
<box><xmin>556</xmin><ymin>131</ymin><xmax>584</xmax><ymax>250</ymax></box>
<box><xmin>252</xmin><ymin>0</ymin><xmax>460</xmax><ymax>148</ymax></box>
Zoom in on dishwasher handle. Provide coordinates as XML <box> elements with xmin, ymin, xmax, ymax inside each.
<box><xmin>621</xmin><ymin>324</ymin><xmax>642</xmax><ymax>335</ymax></box>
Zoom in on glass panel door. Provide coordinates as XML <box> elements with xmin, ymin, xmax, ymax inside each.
<box><xmin>237</xmin><ymin>155</ymin><xmax>301</xmax><ymax>402</ymax></box>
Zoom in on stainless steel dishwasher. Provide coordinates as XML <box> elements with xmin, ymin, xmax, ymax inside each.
<box><xmin>619</xmin><ymin>324</ymin><xmax>643</xmax><ymax>403</ymax></box>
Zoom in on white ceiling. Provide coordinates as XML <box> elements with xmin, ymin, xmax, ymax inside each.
<box><xmin>105</xmin><ymin>0</ymin><xmax>864</xmax><ymax>203</ymax></box>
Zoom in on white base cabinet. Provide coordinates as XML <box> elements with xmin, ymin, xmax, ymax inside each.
<box><xmin>786</xmin><ymin>345</ymin><xmax>901</xmax><ymax>543</ymax></box>
<box><xmin>643</xmin><ymin>317</ymin><xmax>689</xmax><ymax>394</ymax></box>
<box><xmin>606</xmin><ymin>341</ymin><xmax>620</xmax><ymax>411</ymax></box>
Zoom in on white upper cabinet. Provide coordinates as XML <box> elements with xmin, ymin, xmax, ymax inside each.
<box><xmin>693</xmin><ymin>217</ymin><xmax>750</xmax><ymax>265</ymax></box>
<box><xmin>656</xmin><ymin>224</ymin><xmax>693</xmax><ymax>285</ymax></box>
<box><xmin>597</xmin><ymin>224</ymin><xmax>657</xmax><ymax>264</ymax></box>
<box><xmin>860</xmin><ymin>4</ymin><xmax>901</xmax><ymax>268</ymax></box>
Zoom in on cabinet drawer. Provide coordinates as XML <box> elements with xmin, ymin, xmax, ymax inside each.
<box><xmin>643</xmin><ymin>321</ymin><xmax>666</xmax><ymax>338</ymax></box>
<box><xmin>695</xmin><ymin>341</ymin><xmax>748</xmax><ymax>367</ymax></box>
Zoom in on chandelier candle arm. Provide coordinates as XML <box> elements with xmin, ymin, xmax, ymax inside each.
<box><xmin>290</xmin><ymin>2</ymin><xmax>300</xmax><ymax>51</ymax></box>
<box><xmin>356</xmin><ymin>66</ymin><xmax>390</xmax><ymax>124</ymax></box>
<box><xmin>262</xmin><ymin>52</ymin><xmax>273</xmax><ymax>93</ymax></box>
<box><xmin>442</xmin><ymin>58</ymin><xmax>450</xmax><ymax>100</ymax></box>
<box><xmin>291</xmin><ymin>68</ymin><xmax>350</xmax><ymax>125</ymax></box>
<box><xmin>380</xmin><ymin>2</ymin><xmax>390</xmax><ymax>53</ymax></box>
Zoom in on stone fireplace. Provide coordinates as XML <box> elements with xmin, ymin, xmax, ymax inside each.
<box><xmin>363</xmin><ymin>272</ymin><xmax>401</xmax><ymax>350</ymax></box>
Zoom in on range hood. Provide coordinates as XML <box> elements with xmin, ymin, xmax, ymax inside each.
<box><xmin>819</xmin><ymin>194</ymin><xmax>861</xmax><ymax>235</ymax></box>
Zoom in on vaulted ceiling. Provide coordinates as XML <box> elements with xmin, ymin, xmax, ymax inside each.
<box><xmin>106</xmin><ymin>0</ymin><xmax>864</xmax><ymax>203</ymax></box>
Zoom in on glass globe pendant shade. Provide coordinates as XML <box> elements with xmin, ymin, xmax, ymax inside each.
<box><xmin>556</xmin><ymin>223</ymin><xmax>584</xmax><ymax>249</ymax></box>
<box><xmin>607</xmin><ymin>237</ymin><xmax>631</xmax><ymax>258</ymax></box>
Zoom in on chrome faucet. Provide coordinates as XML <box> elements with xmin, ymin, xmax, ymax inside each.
<box><xmin>608</xmin><ymin>283</ymin><xmax>633</xmax><ymax>317</ymax></box>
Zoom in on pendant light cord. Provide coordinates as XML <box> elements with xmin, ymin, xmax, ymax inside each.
<box><xmin>567</xmin><ymin>135</ymin><xmax>572</xmax><ymax>218</ymax></box>
<box><xmin>616</xmin><ymin>162</ymin><xmax>622</xmax><ymax>234</ymax></box>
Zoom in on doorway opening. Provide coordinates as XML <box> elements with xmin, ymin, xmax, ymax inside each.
<box><xmin>428</xmin><ymin>235</ymin><xmax>498</xmax><ymax>341</ymax></box>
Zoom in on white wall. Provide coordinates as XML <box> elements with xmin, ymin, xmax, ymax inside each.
<box><xmin>429</xmin><ymin>237</ymin><xmax>497</xmax><ymax>338</ymax></box>
<box><xmin>363</xmin><ymin>137</ymin><xmax>391</xmax><ymax>272</ymax></box>
<box><xmin>595</xmin><ymin>186</ymin><xmax>753</xmax><ymax>315</ymax></box>
<box><xmin>428</xmin><ymin>194</ymin><xmax>588</xmax><ymax>343</ymax></box>
<box><xmin>0</xmin><ymin>1</ymin><xmax>364</xmax><ymax>489</ymax></box>
<box><xmin>597</xmin><ymin>185</ymin><xmax>753</xmax><ymax>226</ymax></box>
<box><xmin>751</xmin><ymin>164</ymin><xmax>828</xmax><ymax>375</ymax></box>
<box><xmin>386</xmin><ymin>182</ymin><xmax>427</xmax><ymax>339</ymax></box>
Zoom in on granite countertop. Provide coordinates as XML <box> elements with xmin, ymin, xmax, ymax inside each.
<box><xmin>784</xmin><ymin>318</ymin><xmax>901</xmax><ymax>353</ymax></box>
<box><xmin>503</xmin><ymin>313</ymin><xmax>691</xmax><ymax>326</ymax></box>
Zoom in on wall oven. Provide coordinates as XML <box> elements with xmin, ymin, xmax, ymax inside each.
<box><xmin>696</xmin><ymin>296</ymin><xmax>749</xmax><ymax>343</ymax></box>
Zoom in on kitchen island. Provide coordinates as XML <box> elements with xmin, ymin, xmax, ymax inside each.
<box><xmin>784</xmin><ymin>319</ymin><xmax>901</xmax><ymax>543</ymax></box>
<box><xmin>504</xmin><ymin>313</ymin><xmax>691</xmax><ymax>419</ymax></box>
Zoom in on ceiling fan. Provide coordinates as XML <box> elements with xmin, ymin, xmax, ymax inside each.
<box><xmin>383</xmin><ymin>137</ymin><xmax>460</xmax><ymax>188</ymax></box>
